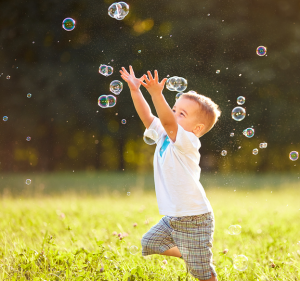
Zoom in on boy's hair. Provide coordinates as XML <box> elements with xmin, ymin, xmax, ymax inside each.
<box><xmin>180</xmin><ymin>91</ymin><xmax>221</xmax><ymax>136</ymax></box>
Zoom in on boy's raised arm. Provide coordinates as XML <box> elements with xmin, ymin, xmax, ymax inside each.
<box><xmin>120</xmin><ymin>66</ymin><xmax>154</xmax><ymax>128</ymax></box>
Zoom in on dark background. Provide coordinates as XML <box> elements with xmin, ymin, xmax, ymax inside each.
<box><xmin>0</xmin><ymin>0</ymin><xmax>299</xmax><ymax>174</ymax></box>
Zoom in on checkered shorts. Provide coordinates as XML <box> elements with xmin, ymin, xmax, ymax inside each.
<box><xmin>141</xmin><ymin>212</ymin><xmax>217</xmax><ymax>280</ymax></box>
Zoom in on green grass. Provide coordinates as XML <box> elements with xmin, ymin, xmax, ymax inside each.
<box><xmin>0</xmin><ymin>173</ymin><xmax>300</xmax><ymax>280</ymax></box>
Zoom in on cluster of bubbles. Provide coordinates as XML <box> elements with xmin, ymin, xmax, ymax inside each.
<box><xmin>289</xmin><ymin>151</ymin><xmax>299</xmax><ymax>161</ymax></box>
<box><xmin>26</xmin><ymin>136</ymin><xmax>31</xmax><ymax>142</ymax></box>
<box><xmin>259</xmin><ymin>142</ymin><xmax>267</xmax><ymax>149</ymax></box>
<box><xmin>143</xmin><ymin>129</ymin><xmax>159</xmax><ymax>145</ymax></box>
<box><xmin>108</xmin><ymin>2</ymin><xmax>129</xmax><ymax>20</ymax></box>
<box><xmin>27</xmin><ymin>93</ymin><xmax>32</xmax><ymax>98</ymax></box>
<box><xmin>256</xmin><ymin>46</ymin><xmax>267</xmax><ymax>56</ymax></box>
<box><xmin>98</xmin><ymin>95</ymin><xmax>117</xmax><ymax>108</ymax></box>
<box><xmin>221</xmin><ymin>150</ymin><xmax>227</xmax><ymax>156</ymax></box>
<box><xmin>3</xmin><ymin>116</ymin><xmax>8</xmax><ymax>122</ymax></box>
<box><xmin>243</xmin><ymin>128</ymin><xmax>255</xmax><ymax>138</ymax></box>
<box><xmin>252</xmin><ymin>148</ymin><xmax>258</xmax><ymax>155</ymax></box>
<box><xmin>62</xmin><ymin>18</ymin><xmax>76</xmax><ymax>31</ymax></box>
<box><xmin>231</xmin><ymin>107</ymin><xmax>246</xmax><ymax>121</ymax></box>
<box><xmin>233</xmin><ymin>255</ymin><xmax>248</xmax><ymax>271</ymax></box>
<box><xmin>99</xmin><ymin>65</ymin><xmax>113</xmax><ymax>77</ymax></box>
<box><xmin>228</xmin><ymin>225</ymin><xmax>242</xmax><ymax>235</ymax></box>
<box><xmin>237</xmin><ymin>96</ymin><xmax>245</xmax><ymax>105</ymax></box>
<box><xmin>25</xmin><ymin>179</ymin><xmax>31</xmax><ymax>185</ymax></box>
<box><xmin>166</xmin><ymin>76</ymin><xmax>187</xmax><ymax>92</ymax></box>
<box><xmin>129</xmin><ymin>245</ymin><xmax>139</xmax><ymax>255</ymax></box>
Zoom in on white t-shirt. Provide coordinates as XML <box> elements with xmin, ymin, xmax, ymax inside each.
<box><xmin>147</xmin><ymin>117</ymin><xmax>213</xmax><ymax>217</ymax></box>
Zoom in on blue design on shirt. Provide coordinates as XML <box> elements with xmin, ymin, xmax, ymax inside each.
<box><xmin>159</xmin><ymin>135</ymin><xmax>170</xmax><ymax>157</ymax></box>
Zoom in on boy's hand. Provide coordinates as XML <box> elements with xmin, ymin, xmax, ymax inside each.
<box><xmin>120</xmin><ymin>66</ymin><xmax>144</xmax><ymax>91</ymax></box>
<box><xmin>140</xmin><ymin>70</ymin><xmax>167</xmax><ymax>96</ymax></box>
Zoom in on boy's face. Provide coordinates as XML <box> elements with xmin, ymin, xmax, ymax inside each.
<box><xmin>172</xmin><ymin>97</ymin><xmax>205</xmax><ymax>136</ymax></box>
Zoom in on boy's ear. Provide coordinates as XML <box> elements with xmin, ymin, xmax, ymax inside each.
<box><xmin>193</xmin><ymin>124</ymin><xmax>205</xmax><ymax>136</ymax></box>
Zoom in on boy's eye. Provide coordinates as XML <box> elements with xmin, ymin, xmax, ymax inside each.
<box><xmin>172</xmin><ymin>109</ymin><xmax>175</xmax><ymax>112</ymax></box>
<box><xmin>180</xmin><ymin>112</ymin><xmax>185</xmax><ymax>116</ymax></box>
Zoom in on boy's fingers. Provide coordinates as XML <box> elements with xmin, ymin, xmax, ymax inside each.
<box><xmin>121</xmin><ymin>67</ymin><xmax>129</xmax><ymax>75</ymax></box>
<box><xmin>147</xmin><ymin>71</ymin><xmax>154</xmax><ymax>81</ymax></box>
<box><xmin>140</xmin><ymin>81</ymin><xmax>148</xmax><ymax>88</ymax></box>
<box><xmin>129</xmin><ymin>65</ymin><xmax>135</xmax><ymax>76</ymax></box>
<box><xmin>143</xmin><ymin>74</ymin><xmax>150</xmax><ymax>83</ymax></box>
<box><xmin>154</xmin><ymin>70</ymin><xmax>159</xmax><ymax>82</ymax></box>
<box><xmin>160</xmin><ymin>77</ymin><xmax>168</xmax><ymax>87</ymax></box>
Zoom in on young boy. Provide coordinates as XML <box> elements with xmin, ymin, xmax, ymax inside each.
<box><xmin>120</xmin><ymin>66</ymin><xmax>221</xmax><ymax>281</ymax></box>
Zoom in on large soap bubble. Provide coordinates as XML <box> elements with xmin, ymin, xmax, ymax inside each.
<box><xmin>166</xmin><ymin>76</ymin><xmax>187</xmax><ymax>92</ymax></box>
<box><xmin>243</xmin><ymin>128</ymin><xmax>255</xmax><ymax>138</ymax></box>
<box><xmin>233</xmin><ymin>255</ymin><xmax>248</xmax><ymax>271</ymax></box>
<box><xmin>110</xmin><ymin>80</ymin><xmax>123</xmax><ymax>95</ymax></box>
<box><xmin>237</xmin><ymin>96</ymin><xmax>245</xmax><ymax>105</ymax></box>
<box><xmin>231</xmin><ymin>107</ymin><xmax>246</xmax><ymax>121</ymax></box>
<box><xmin>143</xmin><ymin>129</ymin><xmax>159</xmax><ymax>145</ymax></box>
<box><xmin>98</xmin><ymin>95</ymin><xmax>117</xmax><ymax>108</ymax></box>
<box><xmin>99</xmin><ymin>64</ymin><xmax>113</xmax><ymax>76</ymax></box>
<box><xmin>256</xmin><ymin>46</ymin><xmax>267</xmax><ymax>56</ymax></box>
<box><xmin>108</xmin><ymin>2</ymin><xmax>129</xmax><ymax>20</ymax></box>
<box><xmin>62</xmin><ymin>18</ymin><xmax>76</xmax><ymax>31</ymax></box>
<box><xmin>289</xmin><ymin>151</ymin><xmax>299</xmax><ymax>161</ymax></box>
<box><xmin>228</xmin><ymin>225</ymin><xmax>241</xmax><ymax>235</ymax></box>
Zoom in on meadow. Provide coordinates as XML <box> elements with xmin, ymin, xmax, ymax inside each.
<box><xmin>0</xmin><ymin>172</ymin><xmax>299</xmax><ymax>280</ymax></box>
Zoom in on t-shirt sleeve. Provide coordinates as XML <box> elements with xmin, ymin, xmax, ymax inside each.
<box><xmin>145</xmin><ymin>116</ymin><xmax>165</xmax><ymax>141</ymax></box>
<box><xmin>169</xmin><ymin>124</ymin><xmax>200</xmax><ymax>153</ymax></box>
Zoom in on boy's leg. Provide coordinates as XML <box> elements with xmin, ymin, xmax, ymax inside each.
<box><xmin>161</xmin><ymin>246</ymin><xmax>182</xmax><ymax>258</ymax></box>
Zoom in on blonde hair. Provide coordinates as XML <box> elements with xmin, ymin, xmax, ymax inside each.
<box><xmin>180</xmin><ymin>91</ymin><xmax>221</xmax><ymax>136</ymax></box>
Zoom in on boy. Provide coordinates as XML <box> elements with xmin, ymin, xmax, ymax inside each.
<box><xmin>120</xmin><ymin>66</ymin><xmax>221</xmax><ymax>281</ymax></box>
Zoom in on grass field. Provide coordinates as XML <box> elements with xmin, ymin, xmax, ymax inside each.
<box><xmin>0</xmin><ymin>173</ymin><xmax>299</xmax><ymax>280</ymax></box>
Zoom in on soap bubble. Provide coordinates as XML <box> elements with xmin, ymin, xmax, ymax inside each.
<box><xmin>230</xmin><ymin>133</ymin><xmax>234</xmax><ymax>137</ymax></box>
<box><xmin>121</xmin><ymin>119</ymin><xmax>126</xmax><ymax>124</ymax></box>
<box><xmin>233</xmin><ymin>255</ymin><xmax>248</xmax><ymax>271</ymax></box>
<box><xmin>108</xmin><ymin>2</ymin><xmax>129</xmax><ymax>20</ymax></box>
<box><xmin>129</xmin><ymin>245</ymin><xmax>139</xmax><ymax>255</ymax></box>
<box><xmin>216</xmin><ymin>70</ymin><xmax>220</xmax><ymax>74</ymax></box>
<box><xmin>62</xmin><ymin>18</ymin><xmax>76</xmax><ymax>31</ymax></box>
<box><xmin>166</xmin><ymin>76</ymin><xmax>187</xmax><ymax>92</ymax></box>
<box><xmin>256</xmin><ymin>46</ymin><xmax>267</xmax><ymax>56</ymax></box>
<box><xmin>221</xmin><ymin>150</ymin><xmax>227</xmax><ymax>156</ymax></box>
<box><xmin>26</xmin><ymin>136</ymin><xmax>31</xmax><ymax>141</ymax></box>
<box><xmin>25</xmin><ymin>179</ymin><xmax>31</xmax><ymax>185</ymax></box>
<box><xmin>138</xmin><ymin>50</ymin><xmax>141</xmax><ymax>53</ymax></box>
<box><xmin>3</xmin><ymin>116</ymin><xmax>8</xmax><ymax>121</ymax></box>
<box><xmin>143</xmin><ymin>129</ymin><xmax>159</xmax><ymax>145</ymax></box>
<box><xmin>175</xmin><ymin>92</ymin><xmax>183</xmax><ymax>100</ymax></box>
<box><xmin>228</xmin><ymin>225</ymin><xmax>242</xmax><ymax>235</ymax></box>
<box><xmin>259</xmin><ymin>142</ymin><xmax>267</xmax><ymax>149</ymax></box>
<box><xmin>231</xmin><ymin>107</ymin><xmax>246</xmax><ymax>121</ymax></box>
<box><xmin>237</xmin><ymin>96</ymin><xmax>245</xmax><ymax>105</ymax></box>
<box><xmin>6</xmin><ymin>75</ymin><xmax>10</xmax><ymax>79</ymax></box>
<box><xmin>127</xmin><ymin>192</ymin><xmax>131</xmax><ymax>196</ymax></box>
<box><xmin>243</xmin><ymin>128</ymin><xmax>255</xmax><ymax>138</ymax></box>
<box><xmin>107</xmin><ymin>95</ymin><xmax>117</xmax><ymax>107</ymax></box>
<box><xmin>98</xmin><ymin>95</ymin><xmax>109</xmax><ymax>108</ymax></box>
<box><xmin>252</xmin><ymin>148</ymin><xmax>258</xmax><ymax>155</ymax></box>
<box><xmin>289</xmin><ymin>151</ymin><xmax>299</xmax><ymax>161</ymax></box>
<box><xmin>27</xmin><ymin>93</ymin><xmax>32</xmax><ymax>98</ymax></box>
<box><xmin>99</xmin><ymin>64</ymin><xmax>113</xmax><ymax>76</ymax></box>
<box><xmin>110</xmin><ymin>80</ymin><xmax>123</xmax><ymax>95</ymax></box>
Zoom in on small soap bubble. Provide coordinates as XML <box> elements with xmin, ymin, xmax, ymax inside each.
<box><xmin>138</xmin><ymin>50</ymin><xmax>141</xmax><ymax>53</ymax></box>
<box><xmin>256</xmin><ymin>46</ymin><xmax>267</xmax><ymax>56</ymax></box>
<box><xmin>175</xmin><ymin>92</ymin><xmax>183</xmax><ymax>100</ymax></box>
<box><xmin>166</xmin><ymin>76</ymin><xmax>187</xmax><ymax>92</ymax></box>
<box><xmin>207</xmin><ymin>13</ymin><xmax>210</xmax><ymax>16</ymax></box>
<box><xmin>231</xmin><ymin>107</ymin><xmax>246</xmax><ymax>121</ymax></box>
<box><xmin>216</xmin><ymin>70</ymin><xmax>220</xmax><ymax>74</ymax></box>
<box><xmin>3</xmin><ymin>116</ymin><xmax>8</xmax><ymax>121</ymax></box>
<box><xmin>108</xmin><ymin>2</ymin><xmax>129</xmax><ymax>20</ymax></box>
<box><xmin>239</xmin><ymin>74</ymin><xmax>242</xmax><ymax>76</ymax></box>
<box><xmin>143</xmin><ymin>129</ymin><xmax>159</xmax><ymax>145</ymax></box>
<box><xmin>121</xmin><ymin>119</ymin><xmax>126</xmax><ymax>124</ymax></box>
<box><xmin>6</xmin><ymin>75</ymin><xmax>10</xmax><ymax>79</ymax></box>
<box><xmin>259</xmin><ymin>142</ymin><xmax>267</xmax><ymax>149</ymax></box>
<box><xmin>99</xmin><ymin>64</ymin><xmax>113</xmax><ymax>76</ymax></box>
<box><xmin>237</xmin><ymin>96</ymin><xmax>245</xmax><ymax>105</ymax></box>
<box><xmin>62</xmin><ymin>18</ymin><xmax>76</xmax><ymax>31</ymax></box>
<box><xmin>25</xmin><ymin>179</ymin><xmax>31</xmax><ymax>185</ymax></box>
<box><xmin>129</xmin><ymin>245</ymin><xmax>139</xmax><ymax>255</ymax></box>
<box><xmin>127</xmin><ymin>192</ymin><xmax>130</xmax><ymax>196</ymax></box>
<box><xmin>230</xmin><ymin>132</ymin><xmax>234</xmax><ymax>137</ymax></box>
<box><xmin>221</xmin><ymin>150</ymin><xmax>227</xmax><ymax>156</ymax></box>
<box><xmin>289</xmin><ymin>151</ymin><xmax>299</xmax><ymax>161</ymax></box>
<box><xmin>252</xmin><ymin>148</ymin><xmax>258</xmax><ymax>155</ymax></box>
<box><xmin>228</xmin><ymin>225</ymin><xmax>242</xmax><ymax>235</ymax></box>
<box><xmin>27</xmin><ymin>93</ymin><xmax>32</xmax><ymax>98</ymax></box>
<box><xmin>98</xmin><ymin>95</ymin><xmax>109</xmax><ymax>108</ymax></box>
<box><xmin>26</xmin><ymin>136</ymin><xmax>31</xmax><ymax>141</ymax></box>
<box><xmin>243</xmin><ymin>128</ymin><xmax>255</xmax><ymax>138</ymax></box>
<box><xmin>110</xmin><ymin>80</ymin><xmax>123</xmax><ymax>95</ymax></box>
<box><xmin>107</xmin><ymin>95</ymin><xmax>117</xmax><ymax>107</ymax></box>
<box><xmin>233</xmin><ymin>255</ymin><xmax>248</xmax><ymax>271</ymax></box>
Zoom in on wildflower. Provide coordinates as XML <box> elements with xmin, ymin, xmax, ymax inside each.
<box><xmin>112</xmin><ymin>231</ymin><xmax>117</xmax><ymax>236</ymax></box>
<box><xmin>100</xmin><ymin>266</ymin><xmax>104</xmax><ymax>273</ymax></box>
<box><xmin>161</xmin><ymin>265</ymin><xmax>165</xmax><ymax>269</ymax></box>
<box><xmin>118</xmin><ymin>233</ymin><xmax>122</xmax><ymax>237</ymax></box>
<box><xmin>271</xmin><ymin>262</ymin><xmax>275</xmax><ymax>268</ymax></box>
<box><xmin>223</xmin><ymin>249</ymin><xmax>229</xmax><ymax>254</ymax></box>
<box><xmin>162</xmin><ymin>260</ymin><xmax>168</xmax><ymax>265</ymax></box>
<box><xmin>133</xmin><ymin>223</ymin><xmax>138</xmax><ymax>227</ymax></box>
<box><xmin>122</xmin><ymin>232</ymin><xmax>129</xmax><ymax>237</ymax></box>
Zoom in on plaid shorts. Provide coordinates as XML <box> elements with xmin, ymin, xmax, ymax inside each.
<box><xmin>141</xmin><ymin>212</ymin><xmax>217</xmax><ymax>280</ymax></box>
